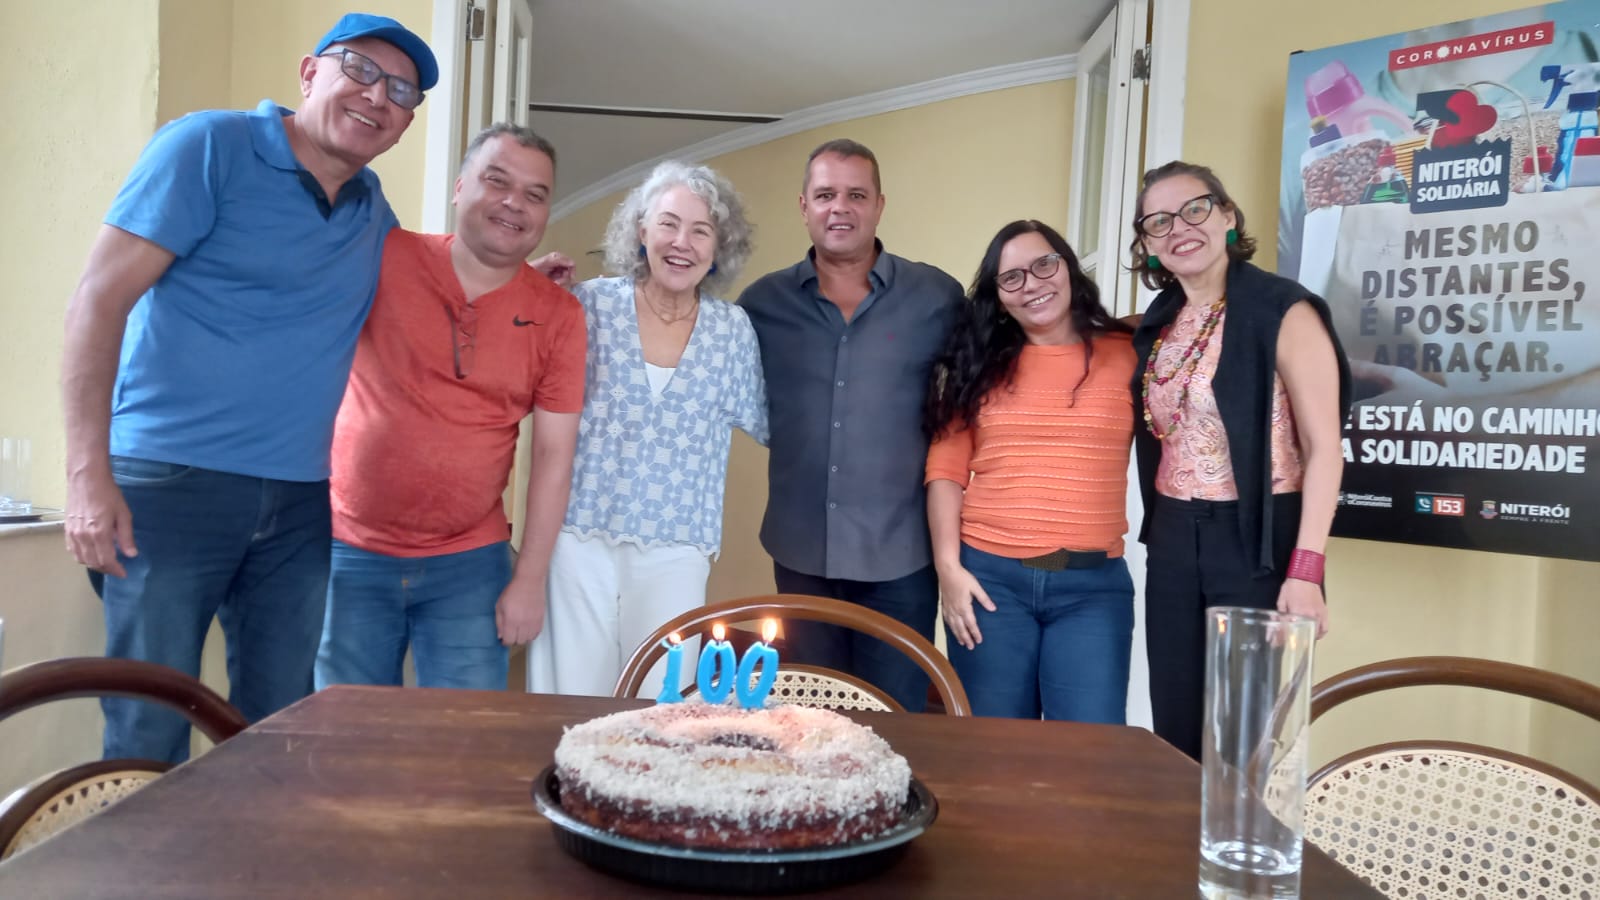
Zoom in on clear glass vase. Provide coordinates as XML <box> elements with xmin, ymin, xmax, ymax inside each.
<box><xmin>1199</xmin><ymin>606</ymin><xmax>1316</xmax><ymax>899</ymax></box>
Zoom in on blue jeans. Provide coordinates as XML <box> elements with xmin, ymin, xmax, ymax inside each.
<box><xmin>315</xmin><ymin>540</ymin><xmax>512</xmax><ymax>691</ymax></box>
<box><xmin>947</xmin><ymin>544</ymin><xmax>1134</xmax><ymax>723</ymax></box>
<box><xmin>98</xmin><ymin>456</ymin><xmax>330</xmax><ymax>764</ymax></box>
<box><xmin>772</xmin><ymin>562</ymin><xmax>939</xmax><ymax>713</ymax></box>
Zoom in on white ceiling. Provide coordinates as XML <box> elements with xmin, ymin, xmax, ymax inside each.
<box><xmin>526</xmin><ymin>0</ymin><xmax>1113</xmax><ymax>205</ymax></box>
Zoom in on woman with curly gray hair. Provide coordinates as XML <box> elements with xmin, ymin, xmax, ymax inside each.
<box><xmin>527</xmin><ymin>160</ymin><xmax>767</xmax><ymax>697</ymax></box>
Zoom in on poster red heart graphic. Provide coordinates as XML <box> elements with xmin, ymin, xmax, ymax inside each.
<box><xmin>1433</xmin><ymin>91</ymin><xmax>1498</xmax><ymax>147</ymax></box>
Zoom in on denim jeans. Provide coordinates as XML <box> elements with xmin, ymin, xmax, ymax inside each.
<box><xmin>947</xmin><ymin>544</ymin><xmax>1135</xmax><ymax>723</ymax></box>
<box><xmin>772</xmin><ymin>562</ymin><xmax>939</xmax><ymax>713</ymax></box>
<box><xmin>98</xmin><ymin>456</ymin><xmax>330</xmax><ymax>764</ymax></box>
<box><xmin>316</xmin><ymin>539</ymin><xmax>512</xmax><ymax>691</ymax></box>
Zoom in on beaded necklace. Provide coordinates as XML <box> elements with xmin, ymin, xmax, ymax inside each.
<box><xmin>1141</xmin><ymin>296</ymin><xmax>1226</xmax><ymax>439</ymax></box>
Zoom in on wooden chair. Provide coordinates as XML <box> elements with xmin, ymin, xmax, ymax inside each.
<box><xmin>614</xmin><ymin>594</ymin><xmax>971</xmax><ymax>716</ymax></box>
<box><xmin>0</xmin><ymin>657</ymin><xmax>249</xmax><ymax>860</ymax></box>
<box><xmin>1305</xmin><ymin>656</ymin><xmax>1600</xmax><ymax>899</ymax></box>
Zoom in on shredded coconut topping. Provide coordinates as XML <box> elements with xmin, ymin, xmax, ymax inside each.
<box><xmin>554</xmin><ymin>701</ymin><xmax>912</xmax><ymax>831</ymax></box>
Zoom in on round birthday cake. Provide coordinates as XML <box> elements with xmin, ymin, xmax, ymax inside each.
<box><xmin>553</xmin><ymin>700</ymin><xmax>912</xmax><ymax>850</ymax></box>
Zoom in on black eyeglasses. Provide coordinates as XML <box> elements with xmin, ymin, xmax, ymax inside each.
<box><xmin>449</xmin><ymin>304</ymin><xmax>478</xmax><ymax>379</ymax></box>
<box><xmin>1135</xmin><ymin>194</ymin><xmax>1218</xmax><ymax>238</ymax></box>
<box><xmin>318</xmin><ymin>48</ymin><xmax>424</xmax><ymax>110</ymax></box>
<box><xmin>996</xmin><ymin>253</ymin><xmax>1063</xmax><ymax>293</ymax></box>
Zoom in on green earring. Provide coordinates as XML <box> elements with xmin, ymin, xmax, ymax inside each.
<box><xmin>1146</xmin><ymin>255</ymin><xmax>1162</xmax><ymax>270</ymax></box>
<box><xmin>1226</xmin><ymin>228</ymin><xmax>1238</xmax><ymax>245</ymax></box>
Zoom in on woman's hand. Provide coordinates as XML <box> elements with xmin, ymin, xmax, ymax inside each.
<box><xmin>1277</xmin><ymin>578</ymin><xmax>1329</xmax><ymax>638</ymax></box>
<box><xmin>939</xmin><ymin>565</ymin><xmax>996</xmax><ymax>651</ymax></box>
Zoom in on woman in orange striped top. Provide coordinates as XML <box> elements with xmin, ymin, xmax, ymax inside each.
<box><xmin>923</xmin><ymin>220</ymin><xmax>1138</xmax><ymax>722</ymax></box>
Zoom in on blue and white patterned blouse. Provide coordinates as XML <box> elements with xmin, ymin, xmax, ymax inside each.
<box><xmin>563</xmin><ymin>277</ymin><xmax>769</xmax><ymax>556</ymax></box>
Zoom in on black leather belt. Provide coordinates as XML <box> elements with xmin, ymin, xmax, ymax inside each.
<box><xmin>1018</xmin><ymin>548</ymin><xmax>1109</xmax><ymax>571</ymax></box>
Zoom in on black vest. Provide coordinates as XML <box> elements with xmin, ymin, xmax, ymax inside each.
<box><xmin>1131</xmin><ymin>260</ymin><xmax>1352</xmax><ymax>573</ymax></box>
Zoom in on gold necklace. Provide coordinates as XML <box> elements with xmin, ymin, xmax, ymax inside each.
<box><xmin>637</xmin><ymin>286</ymin><xmax>698</xmax><ymax>325</ymax></box>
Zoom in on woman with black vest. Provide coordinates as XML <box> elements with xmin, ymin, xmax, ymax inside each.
<box><xmin>1128</xmin><ymin>161</ymin><xmax>1351</xmax><ymax>760</ymax></box>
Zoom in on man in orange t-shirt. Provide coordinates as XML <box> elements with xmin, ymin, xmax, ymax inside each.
<box><xmin>316</xmin><ymin>124</ymin><xmax>585</xmax><ymax>690</ymax></box>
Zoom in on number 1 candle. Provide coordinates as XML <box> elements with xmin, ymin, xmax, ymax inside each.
<box><xmin>656</xmin><ymin>632</ymin><xmax>685</xmax><ymax>704</ymax></box>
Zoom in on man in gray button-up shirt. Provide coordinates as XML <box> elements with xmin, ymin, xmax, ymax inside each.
<box><xmin>739</xmin><ymin>139</ymin><xmax>962</xmax><ymax>712</ymax></box>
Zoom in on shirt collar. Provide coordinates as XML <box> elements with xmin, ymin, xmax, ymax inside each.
<box><xmin>797</xmin><ymin>239</ymin><xmax>892</xmax><ymax>292</ymax></box>
<box><xmin>251</xmin><ymin>99</ymin><xmax>373</xmax><ymax>212</ymax></box>
<box><xmin>248</xmin><ymin>99</ymin><xmax>301</xmax><ymax>171</ymax></box>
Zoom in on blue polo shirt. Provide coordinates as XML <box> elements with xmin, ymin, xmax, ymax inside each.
<box><xmin>105</xmin><ymin>99</ymin><xmax>397</xmax><ymax>482</ymax></box>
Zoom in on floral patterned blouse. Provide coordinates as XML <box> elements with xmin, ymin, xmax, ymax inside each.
<box><xmin>562</xmin><ymin>277</ymin><xmax>769</xmax><ymax>556</ymax></box>
<box><xmin>1147</xmin><ymin>306</ymin><xmax>1304</xmax><ymax>500</ymax></box>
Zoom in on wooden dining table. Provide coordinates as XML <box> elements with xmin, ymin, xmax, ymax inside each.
<box><xmin>0</xmin><ymin>687</ymin><xmax>1379</xmax><ymax>898</ymax></box>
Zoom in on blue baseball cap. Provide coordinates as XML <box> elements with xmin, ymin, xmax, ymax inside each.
<box><xmin>314</xmin><ymin>13</ymin><xmax>439</xmax><ymax>92</ymax></box>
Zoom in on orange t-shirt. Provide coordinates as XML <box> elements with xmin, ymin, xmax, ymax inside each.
<box><xmin>331</xmin><ymin>230</ymin><xmax>586</xmax><ymax>557</ymax></box>
<box><xmin>925</xmin><ymin>335</ymin><xmax>1136</xmax><ymax>558</ymax></box>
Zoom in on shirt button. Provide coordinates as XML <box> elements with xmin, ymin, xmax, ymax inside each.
<box><xmin>835</xmin><ymin>380</ymin><xmax>845</xmax><ymax>388</ymax></box>
<box><xmin>828</xmin><ymin>501</ymin><xmax>838</xmax><ymax>509</ymax></box>
<box><xmin>830</xmin><ymin>465</ymin><xmax>839</xmax><ymax>473</ymax></box>
<box><xmin>840</xmin><ymin>335</ymin><xmax>848</xmax><ymax>344</ymax></box>
<box><xmin>833</xmin><ymin>421</ymin><xmax>841</xmax><ymax>429</ymax></box>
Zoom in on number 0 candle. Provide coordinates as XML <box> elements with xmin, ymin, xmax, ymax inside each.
<box><xmin>735</xmin><ymin>619</ymin><xmax>780</xmax><ymax>709</ymax></box>
<box><xmin>696</xmin><ymin>623</ymin><xmax>737</xmax><ymax>704</ymax></box>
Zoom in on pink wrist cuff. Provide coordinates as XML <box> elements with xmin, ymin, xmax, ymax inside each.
<box><xmin>1286</xmin><ymin>548</ymin><xmax>1326</xmax><ymax>585</ymax></box>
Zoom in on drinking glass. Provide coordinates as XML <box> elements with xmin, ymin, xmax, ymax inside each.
<box><xmin>1</xmin><ymin>437</ymin><xmax>32</xmax><ymax>516</ymax></box>
<box><xmin>1199</xmin><ymin>606</ymin><xmax>1316</xmax><ymax>899</ymax></box>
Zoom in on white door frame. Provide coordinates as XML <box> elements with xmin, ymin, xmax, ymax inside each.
<box><xmin>423</xmin><ymin>0</ymin><xmax>536</xmax><ymax>231</ymax></box>
<box><xmin>1065</xmin><ymin>0</ymin><xmax>1190</xmax><ymax>730</ymax></box>
<box><xmin>492</xmin><ymin>0</ymin><xmax>534</xmax><ymax>128</ymax></box>
<box><xmin>1124</xmin><ymin>0</ymin><xmax>1189</xmax><ymax>731</ymax></box>
<box><xmin>422</xmin><ymin>0</ymin><xmax>469</xmax><ymax>233</ymax></box>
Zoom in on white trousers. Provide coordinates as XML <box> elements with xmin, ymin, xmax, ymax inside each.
<box><xmin>527</xmin><ymin>530</ymin><xmax>709</xmax><ymax>697</ymax></box>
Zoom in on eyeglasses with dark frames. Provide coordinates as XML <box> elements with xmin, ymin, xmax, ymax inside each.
<box><xmin>996</xmin><ymin>253</ymin><xmax>1063</xmax><ymax>293</ymax></box>
<box><xmin>449</xmin><ymin>304</ymin><xmax>478</xmax><ymax>379</ymax></box>
<box><xmin>1135</xmin><ymin>193</ymin><xmax>1219</xmax><ymax>238</ymax></box>
<box><xmin>318</xmin><ymin>48</ymin><xmax>424</xmax><ymax>110</ymax></box>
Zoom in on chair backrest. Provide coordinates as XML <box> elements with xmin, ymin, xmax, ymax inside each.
<box><xmin>0</xmin><ymin>657</ymin><xmax>249</xmax><ymax>859</ymax></box>
<box><xmin>683</xmin><ymin>664</ymin><xmax>904</xmax><ymax>713</ymax></box>
<box><xmin>1306</xmin><ymin>656</ymin><xmax>1600</xmax><ymax>900</ymax></box>
<box><xmin>614</xmin><ymin>594</ymin><xmax>971</xmax><ymax>716</ymax></box>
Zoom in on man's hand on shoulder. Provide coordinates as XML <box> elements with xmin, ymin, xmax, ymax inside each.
<box><xmin>530</xmin><ymin>252</ymin><xmax>576</xmax><ymax>290</ymax></box>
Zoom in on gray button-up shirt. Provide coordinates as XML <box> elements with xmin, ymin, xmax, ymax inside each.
<box><xmin>739</xmin><ymin>244</ymin><xmax>962</xmax><ymax>581</ymax></box>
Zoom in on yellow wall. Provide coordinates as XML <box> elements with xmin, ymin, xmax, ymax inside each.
<box><xmin>0</xmin><ymin>0</ymin><xmax>161</xmax><ymax>511</ymax></box>
<box><xmin>157</xmin><ymin>0</ymin><xmax>233</xmax><ymax>124</ymax></box>
<box><xmin>0</xmin><ymin>0</ymin><xmax>162</xmax><ymax>795</ymax></box>
<box><xmin>538</xmin><ymin>79</ymin><xmax>1077</xmax><ymax>604</ymax></box>
<box><xmin>1184</xmin><ymin>0</ymin><xmax>1600</xmax><ymax>783</ymax></box>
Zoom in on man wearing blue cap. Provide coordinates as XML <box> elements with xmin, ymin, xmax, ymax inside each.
<box><xmin>60</xmin><ymin>13</ymin><xmax>437</xmax><ymax>763</ymax></box>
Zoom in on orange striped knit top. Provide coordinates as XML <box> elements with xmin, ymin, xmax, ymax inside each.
<box><xmin>925</xmin><ymin>334</ymin><xmax>1137</xmax><ymax>558</ymax></box>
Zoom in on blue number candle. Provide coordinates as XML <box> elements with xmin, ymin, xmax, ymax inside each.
<box><xmin>695</xmin><ymin>623</ymin><xmax>737</xmax><ymax>704</ymax></box>
<box><xmin>735</xmin><ymin>619</ymin><xmax>780</xmax><ymax>709</ymax></box>
<box><xmin>655</xmin><ymin>632</ymin><xmax>685</xmax><ymax>704</ymax></box>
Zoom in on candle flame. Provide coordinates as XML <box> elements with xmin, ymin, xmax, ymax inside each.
<box><xmin>712</xmin><ymin>623</ymin><xmax>726</xmax><ymax>641</ymax></box>
<box><xmin>762</xmin><ymin>619</ymin><xmax>778</xmax><ymax>643</ymax></box>
<box><xmin>668</xmin><ymin>632</ymin><xmax>682</xmax><ymax>645</ymax></box>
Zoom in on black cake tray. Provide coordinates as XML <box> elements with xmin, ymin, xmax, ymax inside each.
<box><xmin>530</xmin><ymin>765</ymin><xmax>937</xmax><ymax>894</ymax></box>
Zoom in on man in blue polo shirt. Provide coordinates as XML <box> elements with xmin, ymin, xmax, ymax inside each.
<box><xmin>60</xmin><ymin>14</ymin><xmax>437</xmax><ymax>763</ymax></box>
